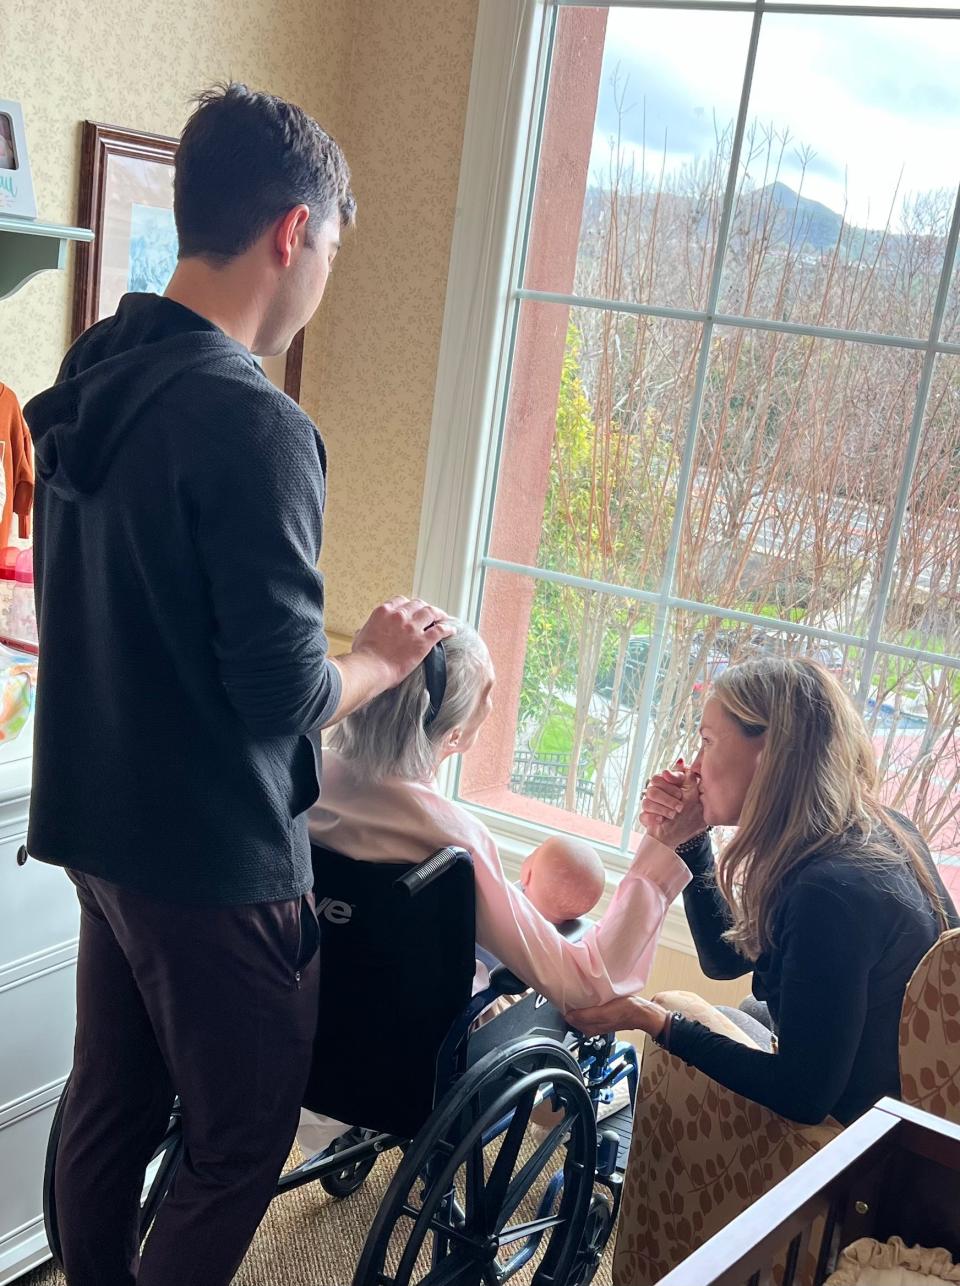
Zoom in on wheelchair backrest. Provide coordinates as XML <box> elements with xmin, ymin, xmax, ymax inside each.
<box><xmin>302</xmin><ymin>843</ymin><xmax>477</xmax><ymax>1139</ymax></box>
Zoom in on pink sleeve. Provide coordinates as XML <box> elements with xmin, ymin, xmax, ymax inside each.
<box><xmin>472</xmin><ymin>831</ymin><xmax>691</xmax><ymax>1013</ymax></box>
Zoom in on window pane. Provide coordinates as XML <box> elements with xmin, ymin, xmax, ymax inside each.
<box><xmin>882</xmin><ymin>356</ymin><xmax>960</xmax><ymax>658</ymax></box>
<box><xmin>637</xmin><ymin>611</ymin><xmax>866</xmax><ymax>796</ymax></box>
<box><xmin>876</xmin><ymin>356</ymin><xmax>960</xmax><ymax>874</ymax></box>
<box><xmin>522</xmin><ymin>6</ymin><xmax>753</xmax><ymax>311</ymax></box>
<box><xmin>940</xmin><ymin>242</ymin><xmax>960</xmax><ymax>345</ymax></box>
<box><xmin>864</xmin><ymin>652</ymin><xmax>960</xmax><ymax>879</ymax></box>
<box><xmin>675</xmin><ymin>326</ymin><xmax>923</xmax><ymax>638</ymax></box>
<box><xmin>801</xmin><ymin>0</ymin><xmax>960</xmax><ymax>8</ymax></box>
<box><xmin>460</xmin><ymin>569</ymin><xmax>661</xmax><ymax>846</ymax></box>
<box><xmin>717</xmin><ymin>14</ymin><xmax>960</xmax><ymax>335</ymax></box>
<box><xmin>486</xmin><ymin>301</ymin><xmax>702</xmax><ymax>593</ymax></box>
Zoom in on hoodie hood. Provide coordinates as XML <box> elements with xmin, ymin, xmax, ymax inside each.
<box><xmin>24</xmin><ymin>294</ymin><xmax>255</xmax><ymax>500</ymax></box>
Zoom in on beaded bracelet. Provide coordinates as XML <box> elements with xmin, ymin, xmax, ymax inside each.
<box><xmin>653</xmin><ymin>1011</ymin><xmax>685</xmax><ymax>1049</ymax></box>
<box><xmin>674</xmin><ymin>828</ymin><xmax>713</xmax><ymax>858</ymax></box>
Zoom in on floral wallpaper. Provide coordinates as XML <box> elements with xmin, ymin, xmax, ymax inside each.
<box><xmin>309</xmin><ymin>0</ymin><xmax>479</xmax><ymax>634</ymax></box>
<box><xmin>0</xmin><ymin>0</ymin><xmax>478</xmax><ymax>636</ymax></box>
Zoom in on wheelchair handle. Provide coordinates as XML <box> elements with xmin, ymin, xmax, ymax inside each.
<box><xmin>395</xmin><ymin>846</ymin><xmax>469</xmax><ymax>898</ymax></box>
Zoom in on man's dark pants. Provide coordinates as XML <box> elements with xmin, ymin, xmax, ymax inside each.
<box><xmin>54</xmin><ymin>869</ymin><xmax>320</xmax><ymax>1285</ymax></box>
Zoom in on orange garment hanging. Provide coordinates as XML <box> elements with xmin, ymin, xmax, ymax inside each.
<box><xmin>0</xmin><ymin>384</ymin><xmax>34</xmax><ymax>548</ymax></box>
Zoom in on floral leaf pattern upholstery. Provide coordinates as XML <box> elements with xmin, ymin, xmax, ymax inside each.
<box><xmin>613</xmin><ymin>930</ymin><xmax>960</xmax><ymax>1286</ymax></box>
<box><xmin>899</xmin><ymin>928</ymin><xmax>960</xmax><ymax>1125</ymax></box>
<box><xmin>612</xmin><ymin>1042</ymin><xmax>840</xmax><ymax>1285</ymax></box>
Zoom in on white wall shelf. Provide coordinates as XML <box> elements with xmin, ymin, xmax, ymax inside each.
<box><xmin>0</xmin><ymin>215</ymin><xmax>93</xmax><ymax>302</ymax></box>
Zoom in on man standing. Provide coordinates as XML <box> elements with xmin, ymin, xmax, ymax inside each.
<box><xmin>24</xmin><ymin>84</ymin><xmax>451</xmax><ymax>1285</ymax></box>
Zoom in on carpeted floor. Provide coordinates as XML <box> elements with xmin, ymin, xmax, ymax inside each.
<box><xmin>21</xmin><ymin>1143</ymin><xmax>617</xmax><ymax>1286</ymax></box>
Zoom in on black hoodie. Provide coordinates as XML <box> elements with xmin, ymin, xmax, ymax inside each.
<box><xmin>23</xmin><ymin>294</ymin><xmax>341</xmax><ymax>905</ymax></box>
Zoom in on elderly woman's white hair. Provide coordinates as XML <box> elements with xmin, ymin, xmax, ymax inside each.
<box><xmin>328</xmin><ymin>620</ymin><xmax>491</xmax><ymax>782</ymax></box>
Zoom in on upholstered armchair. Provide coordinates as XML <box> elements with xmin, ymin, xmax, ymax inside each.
<box><xmin>612</xmin><ymin>928</ymin><xmax>960</xmax><ymax>1286</ymax></box>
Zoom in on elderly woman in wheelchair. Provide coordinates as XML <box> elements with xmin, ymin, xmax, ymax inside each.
<box><xmin>44</xmin><ymin>620</ymin><xmax>690</xmax><ymax>1286</ymax></box>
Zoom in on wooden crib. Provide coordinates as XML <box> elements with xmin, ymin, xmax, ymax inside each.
<box><xmin>654</xmin><ymin>1098</ymin><xmax>960</xmax><ymax>1286</ymax></box>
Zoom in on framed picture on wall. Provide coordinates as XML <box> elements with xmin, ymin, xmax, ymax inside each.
<box><xmin>0</xmin><ymin>98</ymin><xmax>38</xmax><ymax>218</ymax></box>
<box><xmin>73</xmin><ymin>120</ymin><xmax>305</xmax><ymax>401</ymax></box>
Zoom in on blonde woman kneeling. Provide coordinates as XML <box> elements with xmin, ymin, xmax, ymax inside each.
<box><xmin>569</xmin><ymin>657</ymin><xmax>958</xmax><ymax>1126</ymax></box>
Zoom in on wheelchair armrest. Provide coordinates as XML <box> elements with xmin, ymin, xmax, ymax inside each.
<box><xmin>556</xmin><ymin>916</ymin><xmax>591</xmax><ymax>944</ymax></box>
<box><xmin>394</xmin><ymin>846</ymin><xmax>470</xmax><ymax>898</ymax></box>
<box><xmin>485</xmin><ymin>915</ymin><xmax>593</xmax><ymax>996</ymax></box>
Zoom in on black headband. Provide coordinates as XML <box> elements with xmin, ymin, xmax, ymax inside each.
<box><xmin>422</xmin><ymin>640</ymin><xmax>447</xmax><ymax>728</ymax></box>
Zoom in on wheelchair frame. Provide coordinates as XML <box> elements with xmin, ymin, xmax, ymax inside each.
<box><xmin>43</xmin><ymin>849</ymin><xmax>640</xmax><ymax>1286</ymax></box>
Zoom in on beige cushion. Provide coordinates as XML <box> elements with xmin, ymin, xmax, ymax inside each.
<box><xmin>825</xmin><ymin>1236</ymin><xmax>960</xmax><ymax>1285</ymax></box>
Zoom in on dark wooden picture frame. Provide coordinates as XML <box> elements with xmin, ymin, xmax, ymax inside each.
<box><xmin>73</xmin><ymin>120</ymin><xmax>304</xmax><ymax>402</ymax></box>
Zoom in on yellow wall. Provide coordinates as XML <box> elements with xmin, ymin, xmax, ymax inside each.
<box><xmin>0</xmin><ymin>0</ymin><xmax>479</xmax><ymax>640</ymax></box>
<box><xmin>644</xmin><ymin>944</ymin><xmax>747</xmax><ymax>1009</ymax></box>
<box><xmin>313</xmin><ymin>0</ymin><xmax>479</xmax><ymax>635</ymax></box>
<box><xmin>0</xmin><ymin>0</ymin><xmax>352</xmax><ymax>409</ymax></box>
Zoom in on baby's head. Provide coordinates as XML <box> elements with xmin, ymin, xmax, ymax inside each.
<box><xmin>329</xmin><ymin>619</ymin><xmax>495</xmax><ymax>782</ymax></box>
<box><xmin>520</xmin><ymin>835</ymin><xmax>605</xmax><ymax>925</ymax></box>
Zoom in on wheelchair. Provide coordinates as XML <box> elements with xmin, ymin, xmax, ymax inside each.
<box><xmin>43</xmin><ymin>843</ymin><xmax>639</xmax><ymax>1286</ymax></box>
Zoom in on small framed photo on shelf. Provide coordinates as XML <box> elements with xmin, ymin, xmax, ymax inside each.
<box><xmin>0</xmin><ymin>99</ymin><xmax>38</xmax><ymax>219</ymax></box>
<box><xmin>73</xmin><ymin>120</ymin><xmax>305</xmax><ymax>402</ymax></box>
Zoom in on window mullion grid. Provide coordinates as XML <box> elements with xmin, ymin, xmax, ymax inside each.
<box><xmin>478</xmin><ymin>557</ymin><xmax>960</xmax><ymax>670</ymax></box>
<box><xmin>514</xmin><ymin>287</ymin><xmax>960</xmax><ymax>357</ymax></box>
<box><xmin>855</xmin><ymin>181</ymin><xmax>960</xmax><ymax>708</ymax></box>
<box><xmin>554</xmin><ymin>0</ymin><xmax>960</xmax><ymax>18</ymax></box>
<box><xmin>466</xmin><ymin>0</ymin><xmax>960</xmax><ymax>850</ymax></box>
<box><xmin>616</xmin><ymin>0</ymin><xmax>767</xmax><ymax>853</ymax></box>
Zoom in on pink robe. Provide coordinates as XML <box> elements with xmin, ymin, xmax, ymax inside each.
<box><xmin>308</xmin><ymin>750</ymin><xmax>690</xmax><ymax>1013</ymax></box>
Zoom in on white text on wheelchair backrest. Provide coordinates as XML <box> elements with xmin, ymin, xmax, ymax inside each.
<box><xmin>316</xmin><ymin>897</ymin><xmax>353</xmax><ymax>925</ymax></box>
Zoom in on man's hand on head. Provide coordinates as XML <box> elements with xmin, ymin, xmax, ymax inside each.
<box><xmin>351</xmin><ymin>596</ymin><xmax>456</xmax><ymax>690</ymax></box>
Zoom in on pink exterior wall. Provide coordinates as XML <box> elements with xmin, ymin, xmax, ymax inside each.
<box><xmin>461</xmin><ymin>8</ymin><xmax>608</xmax><ymax>811</ymax></box>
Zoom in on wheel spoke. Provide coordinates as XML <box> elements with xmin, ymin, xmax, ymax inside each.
<box><xmin>496</xmin><ymin>1214</ymin><xmax>565</xmax><ymax>1247</ymax></box>
<box><xmin>484</xmin><ymin>1086</ymin><xmax>537</xmax><ymax>1228</ymax></box>
<box><xmin>354</xmin><ymin>1044</ymin><xmax>593</xmax><ymax>1286</ymax></box>
<box><xmin>465</xmin><ymin>1135</ymin><xmax>486</xmax><ymax>1232</ymax></box>
<box><xmin>417</xmin><ymin>1250</ymin><xmax>484</xmax><ymax>1286</ymax></box>
<box><xmin>426</xmin><ymin>1217</ymin><xmax>485</xmax><ymax>1252</ymax></box>
<box><xmin>497</xmin><ymin>1116</ymin><xmax>571</xmax><ymax>1230</ymax></box>
<box><xmin>139</xmin><ymin>1138</ymin><xmax>183</xmax><ymax>1236</ymax></box>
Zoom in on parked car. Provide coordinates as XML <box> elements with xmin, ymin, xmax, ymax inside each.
<box><xmin>596</xmin><ymin>627</ymin><xmax>846</xmax><ymax>711</ymax></box>
<box><xmin>595</xmin><ymin>635</ymin><xmax>728</xmax><ymax>708</ymax></box>
<box><xmin>595</xmin><ymin>635</ymin><xmax>655</xmax><ymax>708</ymax></box>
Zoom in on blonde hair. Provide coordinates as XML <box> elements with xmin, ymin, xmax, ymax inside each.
<box><xmin>329</xmin><ymin>620</ymin><xmax>490</xmax><ymax>782</ymax></box>
<box><xmin>711</xmin><ymin>656</ymin><xmax>948</xmax><ymax>959</ymax></box>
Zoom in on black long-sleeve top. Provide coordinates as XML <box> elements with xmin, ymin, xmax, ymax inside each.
<box><xmin>24</xmin><ymin>294</ymin><xmax>342</xmax><ymax>904</ymax></box>
<box><xmin>665</xmin><ymin>819</ymin><xmax>958</xmax><ymax>1125</ymax></box>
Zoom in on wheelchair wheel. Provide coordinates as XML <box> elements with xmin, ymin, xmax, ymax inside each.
<box><xmin>43</xmin><ymin>1073</ymin><xmax>183</xmax><ymax>1268</ymax></box>
<box><xmin>567</xmin><ymin>1193</ymin><xmax>614</xmax><ymax>1286</ymax></box>
<box><xmin>319</xmin><ymin>1127</ymin><xmax>381</xmax><ymax>1199</ymax></box>
<box><xmin>353</xmin><ymin>1036</ymin><xmax>597</xmax><ymax>1286</ymax></box>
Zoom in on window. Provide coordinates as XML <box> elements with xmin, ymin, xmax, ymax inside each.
<box><xmin>420</xmin><ymin>1</ymin><xmax>960</xmax><ymax>892</ymax></box>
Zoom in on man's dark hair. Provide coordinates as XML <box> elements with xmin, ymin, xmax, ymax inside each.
<box><xmin>174</xmin><ymin>82</ymin><xmax>356</xmax><ymax>262</ymax></box>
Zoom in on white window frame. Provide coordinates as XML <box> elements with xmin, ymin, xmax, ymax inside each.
<box><xmin>415</xmin><ymin>0</ymin><xmax>960</xmax><ymax>944</ymax></box>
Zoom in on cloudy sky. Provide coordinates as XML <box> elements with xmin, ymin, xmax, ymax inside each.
<box><xmin>588</xmin><ymin>5</ymin><xmax>960</xmax><ymax>229</ymax></box>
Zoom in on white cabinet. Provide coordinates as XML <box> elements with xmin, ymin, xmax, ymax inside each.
<box><xmin>0</xmin><ymin>723</ymin><xmax>79</xmax><ymax>1283</ymax></box>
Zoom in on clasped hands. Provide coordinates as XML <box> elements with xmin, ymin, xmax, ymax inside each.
<box><xmin>564</xmin><ymin>760</ymin><xmax>705</xmax><ymax>1039</ymax></box>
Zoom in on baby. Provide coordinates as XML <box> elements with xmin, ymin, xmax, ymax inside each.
<box><xmin>296</xmin><ymin>833</ymin><xmax>606</xmax><ymax>1160</ymax></box>
<box><xmin>520</xmin><ymin>834</ymin><xmax>605</xmax><ymax>925</ymax></box>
